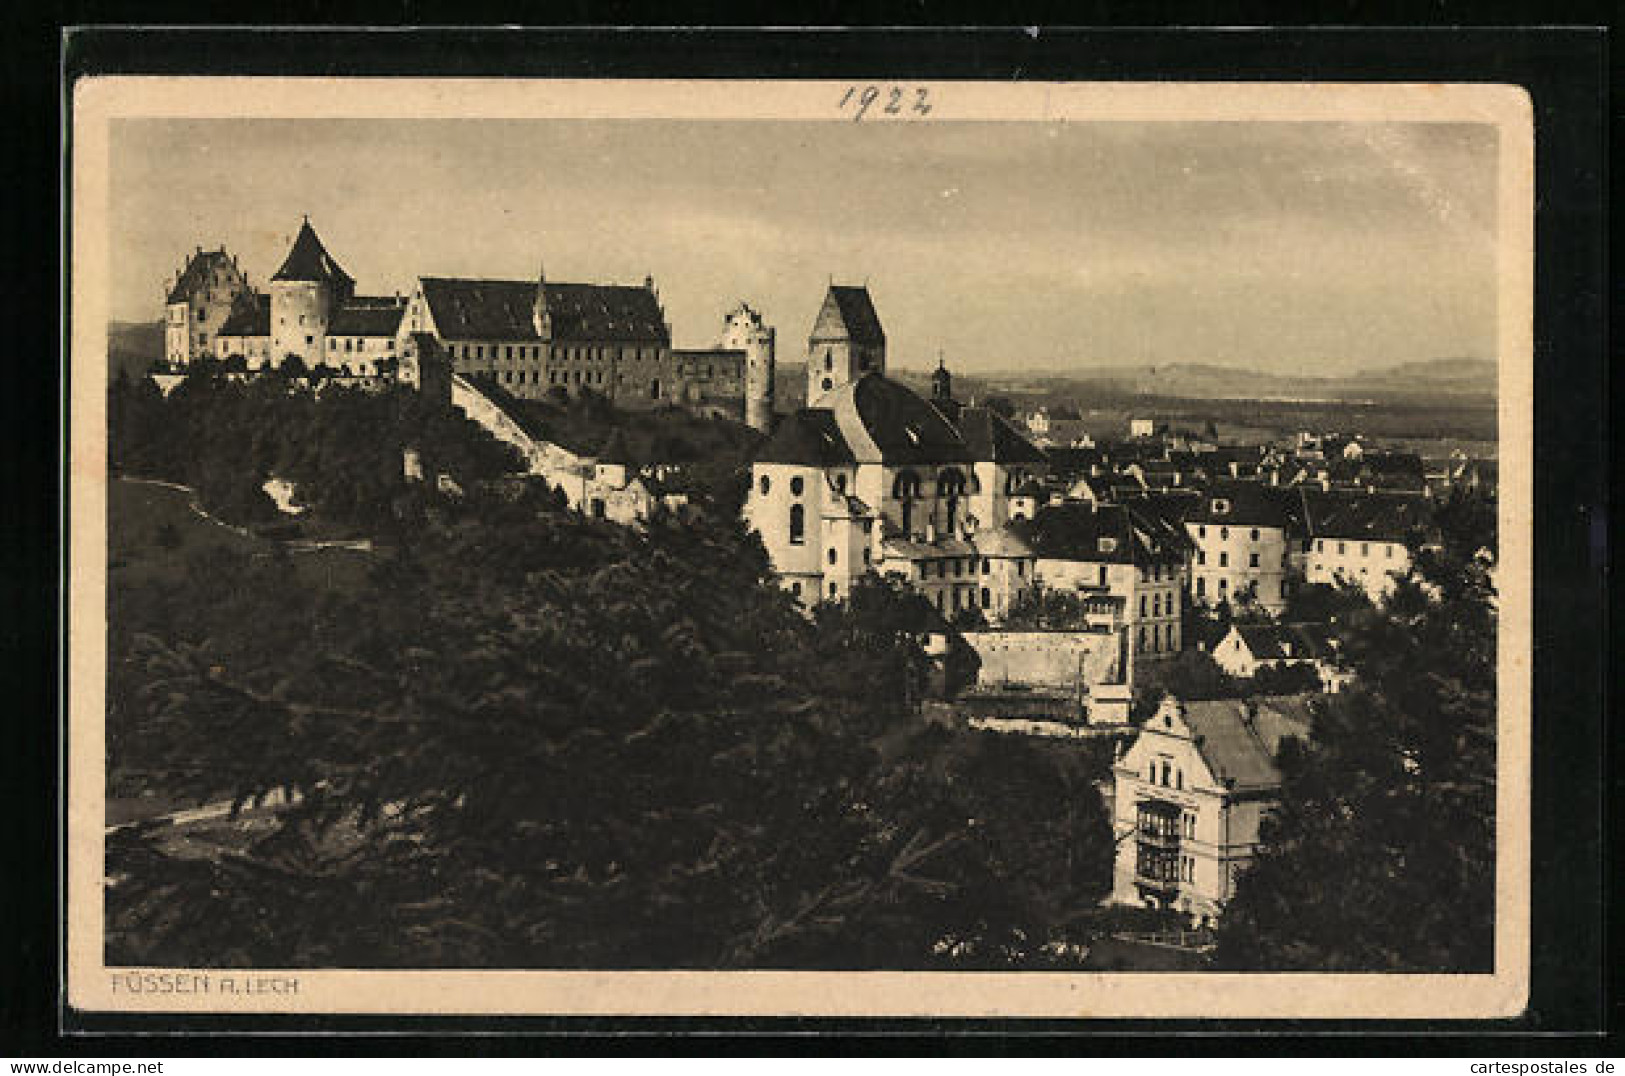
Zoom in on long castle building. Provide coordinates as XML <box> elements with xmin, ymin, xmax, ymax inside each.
<box><xmin>163</xmin><ymin>220</ymin><xmax>778</xmax><ymax>430</ymax></box>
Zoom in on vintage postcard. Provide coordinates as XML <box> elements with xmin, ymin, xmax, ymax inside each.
<box><xmin>67</xmin><ymin>76</ymin><xmax>1532</xmax><ymax>1019</ymax></box>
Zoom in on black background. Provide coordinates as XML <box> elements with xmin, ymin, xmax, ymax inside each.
<box><xmin>4</xmin><ymin>17</ymin><xmax>1611</xmax><ymax>1054</ymax></box>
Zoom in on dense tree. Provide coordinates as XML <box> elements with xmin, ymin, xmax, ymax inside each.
<box><xmin>1214</xmin><ymin>490</ymin><xmax>1496</xmax><ymax>971</ymax></box>
<box><xmin>108</xmin><ymin>370</ymin><xmax>524</xmax><ymax>534</ymax></box>
<box><xmin>1131</xmin><ymin>649</ymin><xmax>1242</xmax><ymax>720</ymax></box>
<box><xmin>1002</xmin><ymin>583</ymin><xmax>1095</xmax><ymax>631</ymax></box>
<box><xmin>106</xmin><ymin>499</ymin><xmax>1113</xmax><ymax>969</ymax></box>
<box><xmin>1281</xmin><ymin>580</ymin><xmax>1372</xmax><ymax>625</ymax></box>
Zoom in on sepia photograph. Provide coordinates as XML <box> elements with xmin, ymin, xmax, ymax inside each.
<box><xmin>67</xmin><ymin>76</ymin><xmax>1533</xmax><ymax>1019</ymax></box>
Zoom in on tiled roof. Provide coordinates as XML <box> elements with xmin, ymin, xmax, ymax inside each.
<box><xmin>754</xmin><ymin>408</ymin><xmax>857</xmax><ymax>466</ymax></box>
<box><xmin>217</xmin><ymin>291</ymin><xmax>269</xmax><ymax>337</ymax></box>
<box><xmin>824</xmin><ymin>373</ymin><xmax>972</xmax><ymax>465</ymax></box>
<box><xmin>328</xmin><ymin>298</ymin><xmax>405</xmax><ymax>337</ymax></box>
<box><xmin>419</xmin><ymin>277</ymin><xmax>669</xmax><ymax>345</ymax></box>
<box><xmin>166</xmin><ymin>248</ymin><xmax>236</xmax><ymax>304</ymax></box>
<box><xmin>272</xmin><ymin>221</ymin><xmax>354</xmax><ymax>289</ymax></box>
<box><xmin>971</xmin><ymin>526</ymin><xmax>1033</xmax><ymax>559</ymax></box>
<box><xmin>1180</xmin><ymin>696</ymin><xmax>1313</xmax><ymax>791</ymax></box>
<box><xmin>881</xmin><ymin>535</ymin><xmax>977</xmax><ymax>560</ymax></box>
<box><xmin>1186</xmin><ymin>481</ymin><xmax>1295</xmax><ymax>529</ymax></box>
<box><xmin>819</xmin><ymin>285</ymin><xmax>885</xmax><ymax>347</ymax></box>
<box><xmin>1015</xmin><ymin>503</ymin><xmax>1181</xmax><ymax>566</ymax></box>
<box><xmin>1233</xmin><ymin>623</ymin><xmax>1334</xmax><ymax>662</ymax></box>
<box><xmin>544</xmin><ymin>282</ymin><xmax>670</xmax><ymax>345</ymax></box>
<box><xmin>956</xmin><ymin>406</ymin><xmax>1049</xmax><ymax>464</ymax></box>
<box><xmin>1300</xmin><ymin>489</ymin><xmax>1429</xmax><ymax>543</ymax></box>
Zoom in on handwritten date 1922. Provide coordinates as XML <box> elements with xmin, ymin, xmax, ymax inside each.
<box><xmin>837</xmin><ymin>85</ymin><xmax>933</xmax><ymax>121</ymax></box>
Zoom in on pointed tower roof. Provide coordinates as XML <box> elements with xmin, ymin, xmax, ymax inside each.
<box><xmin>272</xmin><ymin>219</ymin><xmax>354</xmax><ymax>288</ymax></box>
<box><xmin>810</xmin><ymin>284</ymin><xmax>885</xmax><ymax>347</ymax></box>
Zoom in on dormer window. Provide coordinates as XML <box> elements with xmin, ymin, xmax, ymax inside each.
<box><xmin>1098</xmin><ymin>537</ymin><xmax>1118</xmax><ymax>554</ymax></box>
<box><xmin>1211</xmin><ymin>497</ymin><xmax>1231</xmax><ymax>514</ymax></box>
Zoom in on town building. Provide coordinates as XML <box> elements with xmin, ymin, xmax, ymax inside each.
<box><xmin>1210</xmin><ymin>622</ymin><xmax>1349</xmax><ymax>691</ymax></box>
<box><xmin>1300</xmin><ymin>490</ymin><xmax>1429</xmax><ymax>600</ymax></box>
<box><xmin>1185</xmin><ymin>482</ymin><xmax>1298</xmax><ymax>613</ymax></box>
<box><xmin>1011</xmin><ymin>501</ymin><xmax>1188</xmax><ymax>676</ymax></box>
<box><xmin>1110</xmin><ymin>695</ymin><xmax>1313</xmax><ymax>926</ymax></box>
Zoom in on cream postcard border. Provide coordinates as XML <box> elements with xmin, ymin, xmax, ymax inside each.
<box><xmin>67</xmin><ymin>76</ymin><xmax>1534</xmax><ymax>1019</ymax></box>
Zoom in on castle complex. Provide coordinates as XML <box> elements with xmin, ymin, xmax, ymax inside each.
<box><xmin>164</xmin><ymin>219</ymin><xmax>778</xmax><ymax>432</ymax></box>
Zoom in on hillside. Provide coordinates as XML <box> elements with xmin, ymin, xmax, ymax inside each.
<box><xmin>108</xmin><ymin>320</ymin><xmax>164</xmax><ymax>381</ymax></box>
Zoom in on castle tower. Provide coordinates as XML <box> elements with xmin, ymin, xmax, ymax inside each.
<box><xmin>722</xmin><ymin>302</ymin><xmax>777</xmax><ymax>433</ymax></box>
<box><xmin>164</xmin><ymin>245</ymin><xmax>248</xmax><ymax>365</ymax></box>
<box><xmin>806</xmin><ymin>283</ymin><xmax>884</xmax><ymax>404</ymax></box>
<box><xmin>270</xmin><ymin>218</ymin><xmax>354</xmax><ymax>369</ymax></box>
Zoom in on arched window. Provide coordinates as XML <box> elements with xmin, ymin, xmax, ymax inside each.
<box><xmin>790</xmin><ymin>475</ymin><xmax>804</xmax><ymax>496</ymax></box>
<box><xmin>827</xmin><ymin>548</ymin><xmax>838</xmax><ymax>565</ymax></box>
<box><xmin>789</xmin><ymin>504</ymin><xmax>805</xmax><ymax>545</ymax></box>
<box><xmin>894</xmin><ymin>470</ymin><xmax>921</xmax><ymax>535</ymax></box>
<box><xmin>938</xmin><ymin>469</ymin><xmax>966</xmax><ymax>534</ymax></box>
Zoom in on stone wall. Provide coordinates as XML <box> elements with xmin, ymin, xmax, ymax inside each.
<box><xmin>960</xmin><ymin>629</ymin><xmax>1122</xmax><ymax>691</ymax></box>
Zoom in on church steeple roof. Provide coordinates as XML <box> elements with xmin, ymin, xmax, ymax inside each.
<box><xmin>272</xmin><ymin>218</ymin><xmax>354</xmax><ymax>288</ymax></box>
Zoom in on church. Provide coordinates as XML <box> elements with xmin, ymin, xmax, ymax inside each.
<box><xmin>744</xmin><ymin>284</ymin><xmax>1048</xmax><ymax>621</ymax></box>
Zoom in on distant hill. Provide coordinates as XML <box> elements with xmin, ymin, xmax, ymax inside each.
<box><xmin>939</xmin><ymin>357</ymin><xmax>1496</xmax><ymax>404</ymax></box>
<box><xmin>782</xmin><ymin>355</ymin><xmax>1493</xmax><ymax>410</ymax></box>
<box><xmin>108</xmin><ymin>320</ymin><xmax>164</xmax><ymax>381</ymax></box>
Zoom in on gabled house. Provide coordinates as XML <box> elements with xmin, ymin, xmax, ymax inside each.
<box><xmin>1110</xmin><ymin>695</ymin><xmax>1314</xmax><ymax>925</ymax></box>
<box><xmin>1211</xmin><ymin>622</ymin><xmax>1349</xmax><ymax>691</ymax></box>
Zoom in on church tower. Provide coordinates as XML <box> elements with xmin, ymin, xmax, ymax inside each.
<box><xmin>722</xmin><ymin>302</ymin><xmax>777</xmax><ymax>433</ymax></box>
<box><xmin>270</xmin><ymin>217</ymin><xmax>354</xmax><ymax>369</ymax></box>
<box><xmin>806</xmin><ymin>283</ymin><xmax>885</xmax><ymax>404</ymax></box>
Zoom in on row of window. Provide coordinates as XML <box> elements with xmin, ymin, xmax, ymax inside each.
<box><xmin>1137</xmin><ymin>591</ymin><xmax>1177</xmax><ymax>618</ymax></box>
<box><xmin>1315</xmin><ymin>539</ymin><xmax>1396</xmax><ymax>558</ymax></box>
<box><xmin>326</xmin><ymin>337</ymin><xmax>396</xmax><ymax>352</ymax></box>
<box><xmin>1134</xmin><ymin>808</ymin><xmax>1197</xmax><ymax>841</ymax></box>
<box><xmin>1197</xmin><ymin>549</ymin><xmax>1279</xmax><ymax>569</ymax></box>
<box><xmin>450</xmin><ymin>342</ymin><xmax>660</xmax><ymax>364</ymax></box>
<box><xmin>1196</xmin><ymin>524</ymin><xmax>1267</xmax><ymax>542</ymax></box>
<box><xmin>1138</xmin><ymin>621</ymin><xmax>1178</xmax><ymax>654</ymax></box>
<box><xmin>1147</xmin><ymin>757</ymin><xmax>1184</xmax><ymax>789</ymax></box>
<box><xmin>1193</xmin><ymin>576</ymin><xmax>1286</xmax><ymax>601</ymax></box>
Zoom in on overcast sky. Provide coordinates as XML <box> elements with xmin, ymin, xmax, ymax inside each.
<box><xmin>110</xmin><ymin>118</ymin><xmax>1497</xmax><ymax>375</ymax></box>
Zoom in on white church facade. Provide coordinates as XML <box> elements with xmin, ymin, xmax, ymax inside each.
<box><xmin>744</xmin><ymin>284</ymin><xmax>1047</xmax><ymax>620</ymax></box>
